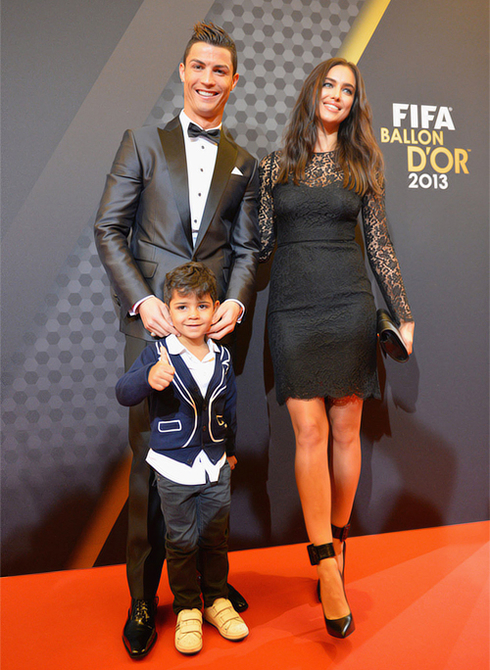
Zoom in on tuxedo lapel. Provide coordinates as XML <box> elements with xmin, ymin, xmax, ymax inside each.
<box><xmin>157</xmin><ymin>120</ymin><xmax>193</xmax><ymax>248</ymax></box>
<box><xmin>194</xmin><ymin>130</ymin><xmax>238</xmax><ymax>251</ymax></box>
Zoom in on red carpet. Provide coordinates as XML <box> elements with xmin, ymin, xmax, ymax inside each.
<box><xmin>1</xmin><ymin>521</ymin><xmax>488</xmax><ymax>669</ymax></box>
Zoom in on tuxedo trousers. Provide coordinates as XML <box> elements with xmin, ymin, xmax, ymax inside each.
<box><xmin>124</xmin><ymin>334</ymin><xmax>166</xmax><ymax>600</ymax></box>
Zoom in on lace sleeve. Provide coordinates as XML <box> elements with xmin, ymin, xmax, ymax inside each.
<box><xmin>258</xmin><ymin>152</ymin><xmax>280</xmax><ymax>262</ymax></box>
<box><xmin>362</xmin><ymin>182</ymin><xmax>414</xmax><ymax>324</ymax></box>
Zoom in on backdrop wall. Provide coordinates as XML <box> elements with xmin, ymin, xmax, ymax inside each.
<box><xmin>1</xmin><ymin>0</ymin><xmax>488</xmax><ymax>576</ymax></box>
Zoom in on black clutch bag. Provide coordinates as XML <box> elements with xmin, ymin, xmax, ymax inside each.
<box><xmin>376</xmin><ymin>309</ymin><xmax>409</xmax><ymax>363</ymax></box>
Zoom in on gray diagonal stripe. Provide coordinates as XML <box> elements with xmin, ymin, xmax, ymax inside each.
<box><xmin>1</xmin><ymin>0</ymin><xmax>212</xmax><ymax>363</ymax></box>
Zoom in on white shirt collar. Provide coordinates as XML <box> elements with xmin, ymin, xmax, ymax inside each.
<box><xmin>179</xmin><ymin>109</ymin><xmax>221</xmax><ymax>133</ymax></box>
<box><xmin>165</xmin><ymin>333</ymin><xmax>219</xmax><ymax>357</ymax></box>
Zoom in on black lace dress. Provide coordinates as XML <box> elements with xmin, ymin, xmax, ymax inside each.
<box><xmin>259</xmin><ymin>151</ymin><xmax>413</xmax><ymax>405</ymax></box>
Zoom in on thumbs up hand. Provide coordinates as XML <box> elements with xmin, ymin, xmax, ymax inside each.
<box><xmin>148</xmin><ymin>344</ymin><xmax>175</xmax><ymax>391</ymax></box>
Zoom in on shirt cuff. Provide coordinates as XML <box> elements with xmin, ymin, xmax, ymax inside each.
<box><xmin>130</xmin><ymin>295</ymin><xmax>154</xmax><ymax>316</ymax></box>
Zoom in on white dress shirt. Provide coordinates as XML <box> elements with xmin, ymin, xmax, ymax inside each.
<box><xmin>180</xmin><ymin>110</ymin><xmax>220</xmax><ymax>246</ymax></box>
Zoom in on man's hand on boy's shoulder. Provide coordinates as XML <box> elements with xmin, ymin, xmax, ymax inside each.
<box><xmin>227</xmin><ymin>455</ymin><xmax>237</xmax><ymax>470</ymax></box>
<box><xmin>138</xmin><ymin>296</ymin><xmax>179</xmax><ymax>338</ymax></box>
<box><xmin>207</xmin><ymin>300</ymin><xmax>242</xmax><ymax>340</ymax></box>
<box><xmin>148</xmin><ymin>344</ymin><xmax>175</xmax><ymax>391</ymax></box>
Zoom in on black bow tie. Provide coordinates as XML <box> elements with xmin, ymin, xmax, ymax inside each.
<box><xmin>187</xmin><ymin>122</ymin><xmax>220</xmax><ymax>145</ymax></box>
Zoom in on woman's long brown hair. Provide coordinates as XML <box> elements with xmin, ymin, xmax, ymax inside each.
<box><xmin>278</xmin><ymin>58</ymin><xmax>384</xmax><ymax>196</ymax></box>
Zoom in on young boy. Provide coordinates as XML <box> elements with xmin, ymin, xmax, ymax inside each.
<box><xmin>115</xmin><ymin>262</ymin><xmax>248</xmax><ymax>655</ymax></box>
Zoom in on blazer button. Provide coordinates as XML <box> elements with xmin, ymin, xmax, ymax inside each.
<box><xmin>202</xmin><ymin>426</ymin><xmax>207</xmax><ymax>432</ymax></box>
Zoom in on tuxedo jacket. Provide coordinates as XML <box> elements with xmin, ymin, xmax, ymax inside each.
<box><xmin>94</xmin><ymin>116</ymin><xmax>260</xmax><ymax>341</ymax></box>
<box><xmin>115</xmin><ymin>338</ymin><xmax>236</xmax><ymax>465</ymax></box>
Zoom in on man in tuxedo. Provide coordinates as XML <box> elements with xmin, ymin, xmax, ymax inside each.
<box><xmin>94</xmin><ymin>22</ymin><xmax>259</xmax><ymax>659</ymax></box>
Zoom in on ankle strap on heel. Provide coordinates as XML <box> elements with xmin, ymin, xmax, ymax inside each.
<box><xmin>331</xmin><ymin>523</ymin><xmax>350</xmax><ymax>543</ymax></box>
<box><xmin>307</xmin><ymin>543</ymin><xmax>335</xmax><ymax>566</ymax></box>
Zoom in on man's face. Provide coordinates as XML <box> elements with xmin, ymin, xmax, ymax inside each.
<box><xmin>179</xmin><ymin>42</ymin><xmax>239</xmax><ymax>129</ymax></box>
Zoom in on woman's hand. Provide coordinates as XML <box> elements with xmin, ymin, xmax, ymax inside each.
<box><xmin>399</xmin><ymin>321</ymin><xmax>415</xmax><ymax>356</ymax></box>
<box><xmin>227</xmin><ymin>455</ymin><xmax>237</xmax><ymax>470</ymax></box>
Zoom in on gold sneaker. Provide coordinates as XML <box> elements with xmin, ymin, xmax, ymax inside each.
<box><xmin>204</xmin><ymin>598</ymin><xmax>249</xmax><ymax>641</ymax></box>
<box><xmin>175</xmin><ymin>608</ymin><xmax>202</xmax><ymax>655</ymax></box>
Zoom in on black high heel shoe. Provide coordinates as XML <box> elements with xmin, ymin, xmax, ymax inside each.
<box><xmin>316</xmin><ymin>523</ymin><xmax>351</xmax><ymax>601</ymax></box>
<box><xmin>308</xmin><ymin>543</ymin><xmax>355</xmax><ymax>639</ymax></box>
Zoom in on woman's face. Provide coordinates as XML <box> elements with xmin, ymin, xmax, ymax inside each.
<box><xmin>317</xmin><ymin>64</ymin><xmax>356</xmax><ymax>131</ymax></box>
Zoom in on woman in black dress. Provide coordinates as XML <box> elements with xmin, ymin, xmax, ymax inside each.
<box><xmin>259</xmin><ymin>58</ymin><xmax>414</xmax><ymax>638</ymax></box>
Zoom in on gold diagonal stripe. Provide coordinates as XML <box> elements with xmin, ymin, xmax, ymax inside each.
<box><xmin>1</xmin><ymin>0</ymin><xmax>213</xmax><ymax>365</ymax></box>
<box><xmin>67</xmin><ymin>449</ymin><xmax>132</xmax><ymax>569</ymax></box>
<box><xmin>337</xmin><ymin>0</ymin><xmax>392</xmax><ymax>64</ymax></box>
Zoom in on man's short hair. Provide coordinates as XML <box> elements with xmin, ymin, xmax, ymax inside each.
<box><xmin>182</xmin><ymin>21</ymin><xmax>237</xmax><ymax>75</ymax></box>
<box><xmin>164</xmin><ymin>262</ymin><xmax>219</xmax><ymax>304</ymax></box>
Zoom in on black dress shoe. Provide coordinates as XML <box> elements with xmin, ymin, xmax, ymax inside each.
<box><xmin>122</xmin><ymin>598</ymin><xmax>158</xmax><ymax>659</ymax></box>
<box><xmin>227</xmin><ymin>583</ymin><xmax>248</xmax><ymax>613</ymax></box>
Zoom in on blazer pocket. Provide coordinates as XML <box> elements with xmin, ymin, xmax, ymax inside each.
<box><xmin>158</xmin><ymin>419</ymin><xmax>182</xmax><ymax>433</ymax></box>
<box><xmin>135</xmin><ymin>259</ymin><xmax>157</xmax><ymax>279</ymax></box>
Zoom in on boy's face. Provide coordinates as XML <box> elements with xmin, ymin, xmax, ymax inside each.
<box><xmin>167</xmin><ymin>290</ymin><xmax>219</xmax><ymax>344</ymax></box>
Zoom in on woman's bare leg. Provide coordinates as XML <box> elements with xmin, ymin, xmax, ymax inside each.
<box><xmin>328</xmin><ymin>396</ymin><xmax>363</xmax><ymax>568</ymax></box>
<box><xmin>286</xmin><ymin>397</ymin><xmax>349</xmax><ymax>620</ymax></box>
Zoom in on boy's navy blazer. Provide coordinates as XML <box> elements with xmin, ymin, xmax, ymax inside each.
<box><xmin>115</xmin><ymin>338</ymin><xmax>237</xmax><ymax>465</ymax></box>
